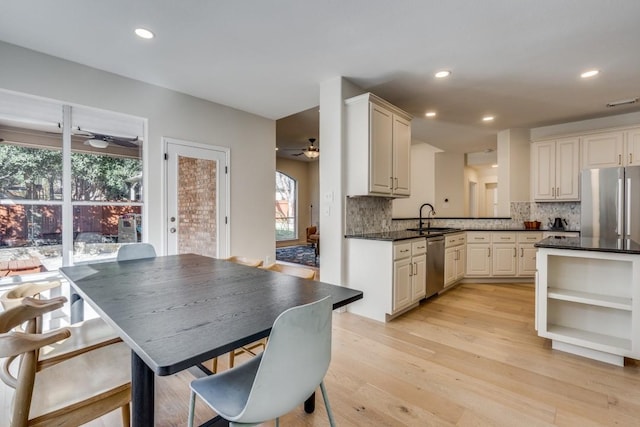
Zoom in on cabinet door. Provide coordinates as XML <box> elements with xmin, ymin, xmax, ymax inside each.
<box><xmin>444</xmin><ymin>247</ymin><xmax>457</xmax><ymax>287</ymax></box>
<box><xmin>582</xmin><ymin>131</ymin><xmax>624</xmax><ymax>169</ymax></box>
<box><xmin>392</xmin><ymin>115</ymin><xmax>411</xmax><ymax>196</ymax></box>
<box><xmin>411</xmin><ymin>254</ymin><xmax>427</xmax><ymax>301</ymax></box>
<box><xmin>518</xmin><ymin>244</ymin><xmax>538</xmax><ymax>277</ymax></box>
<box><xmin>555</xmin><ymin>137</ymin><xmax>580</xmax><ymax>200</ymax></box>
<box><xmin>369</xmin><ymin>104</ymin><xmax>394</xmax><ymax>195</ymax></box>
<box><xmin>393</xmin><ymin>258</ymin><xmax>412</xmax><ymax>312</ymax></box>
<box><xmin>626</xmin><ymin>128</ymin><xmax>640</xmax><ymax>166</ymax></box>
<box><xmin>492</xmin><ymin>243</ymin><xmax>517</xmax><ymax>276</ymax></box>
<box><xmin>532</xmin><ymin>140</ymin><xmax>556</xmax><ymax>200</ymax></box>
<box><xmin>455</xmin><ymin>248</ymin><xmax>466</xmax><ymax>280</ymax></box>
<box><xmin>466</xmin><ymin>244</ymin><xmax>491</xmax><ymax>276</ymax></box>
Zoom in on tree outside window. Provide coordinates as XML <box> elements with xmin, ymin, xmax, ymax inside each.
<box><xmin>275</xmin><ymin>171</ymin><xmax>296</xmax><ymax>241</ymax></box>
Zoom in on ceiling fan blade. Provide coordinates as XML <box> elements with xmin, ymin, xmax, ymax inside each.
<box><xmin>292</xmin><ymin>152</ymin><xmax>304</xmax><ymax>156</ymax></box>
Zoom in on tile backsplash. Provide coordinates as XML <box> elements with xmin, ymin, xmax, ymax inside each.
<box><xmin>345</xmin><ymin>198</ymin><xmax>581</xmax><ymax>233</ymax></box>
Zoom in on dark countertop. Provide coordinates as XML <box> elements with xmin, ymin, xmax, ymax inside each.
<box><xmin>345</xmin><ymin>229</ymin><xmax>462</xmax><ymax>241</ymax></box>
<box><xmin>535</xmin><ymin>236</ymin><xmax>640</xmax><ymax>254</ymax></box>
<box><xmin>345</xmin><ymin>228</ymin><xmax>579</xmax><ymax>242</ymax></box>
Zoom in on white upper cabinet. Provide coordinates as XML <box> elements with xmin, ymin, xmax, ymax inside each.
<box><xmin>582</xmin><ymin>127</ymin><xmax>640</xmax><ymax>169</ymax></box>
<box><xmin>346</xmin><ymin>93</ymin><xmax>412</xmax><ymax>197</ymax></box>
<box><xmin>531</xmin><ymin>137</ymin><xmax>580</xmax><ymax>201</ymax></box>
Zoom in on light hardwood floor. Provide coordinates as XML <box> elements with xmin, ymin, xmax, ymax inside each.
<box><xmin>4</xmin><ymin>283</ymin><xmax>640</xmax><ymax>426</ymax></box>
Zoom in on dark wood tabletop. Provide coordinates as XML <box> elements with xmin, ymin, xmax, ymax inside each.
<box><xmin>60</xmin><ymin>253</ymin><xmax>363</xmax><ymax>375</ymax></box>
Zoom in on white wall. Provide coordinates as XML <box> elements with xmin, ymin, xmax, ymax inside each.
<box><xmin>392</xmin><ymin>142</ymin><xmax>439</xmax><ymax>218</ymax></box>
<box><xmin>0</xmin><ymin>41</ymin><xmax>275</xmax><ymax>262</ymax></box>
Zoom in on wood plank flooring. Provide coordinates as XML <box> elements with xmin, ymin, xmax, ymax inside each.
<box><xmin>3</xmin><ymin>283</ymin><xmax>640</xmax><ymax>426</ymax></box>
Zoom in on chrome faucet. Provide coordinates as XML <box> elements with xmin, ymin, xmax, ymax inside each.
<box><xmin>419</xmin><ymin>203</ymin><xmax>436</xmax><ymax>230</ymax></box>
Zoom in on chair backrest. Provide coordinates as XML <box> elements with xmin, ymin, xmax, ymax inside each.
<box><xmin>306</xmin><ymin>226</ymin><xmax>317</xmax><ymax>238</ymax></box>
<box><xmin>261</xmin><ymin>263</ymin><xmax>316</xmax><ymax>280</ymax></box>
<box><xmin>225</xmin><ymin>256</ymin><xmax>264</xmax><ymax>267</ymax></box>
<box><xmin>117</xmin><ymin>243</ymin><xmax>156</xmax><ymax>261</ymax></box>
<box><xmin>0</xmin><ymin>280</ymin><xmax>62</xmax><ymax>310</ymax></box>
<box><xmin>237</xmin><ymin>296</ymin><xmax>332</xmax><ymax>423</ymax></box>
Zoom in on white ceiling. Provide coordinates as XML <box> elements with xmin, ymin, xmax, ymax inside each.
<box><xmin>2</xmin><ymin>0</ymin><xmax>640</xmax><ymax>159</ymax></box>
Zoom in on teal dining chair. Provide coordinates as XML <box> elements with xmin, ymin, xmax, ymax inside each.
<box><xmin>187</xmin><ymin>296</ymin><xmax>336</xmax><ymax>426</ymax></box>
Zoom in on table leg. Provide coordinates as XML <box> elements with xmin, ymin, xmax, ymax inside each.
<box><xmin>304</xmin><ymin>392</ymin><xmax>315</xmax><ymax>413</ymax></box>
<box><xmin>132</xmin><ymin>351</ymin><xmax>154</xmax><ymax>427</ymax></box>
<box><xmin>70</xmin><ymin>291</ymin><xmax>84</xmax><ymax>323</ymax></box>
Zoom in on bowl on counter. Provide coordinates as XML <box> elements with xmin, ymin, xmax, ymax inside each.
<box><xmin>523</xmin><ymin>221</ymin><xmax>541</xmax><ymax>229</ymax></box>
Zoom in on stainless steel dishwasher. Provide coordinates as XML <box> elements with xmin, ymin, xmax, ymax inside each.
<box><xmin>426</xmin><ymin>236</ymin><xmax>445</xmax><ymax>298</ymax></box>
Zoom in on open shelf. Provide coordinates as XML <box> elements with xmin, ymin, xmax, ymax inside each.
<box><xmin>546</xmin><ymin>324</ymin><xmax>632</xmax><ymax>351</ymax></box>
<box><xmin>547</xmin><ymin>287</ymin><xmax>632</xmax><ymax>311</ymax></box>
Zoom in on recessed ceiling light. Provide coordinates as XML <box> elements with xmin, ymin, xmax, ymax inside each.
<box><xmin>482</xmin><ymin>116</ymin><xmax>495</xmax><ymax>122</ymax></box>
<box><xmin>425</xmin><ymin>111</ymin><xmax>436</xmax><ymax>118</ymax></box>
<box><xmin>135</xmin><ymin>28</ymin><xmax>155</xmax><ymax>39</ymax></box>
<box><xmin>434</xmin><ymin>70</ymin><xmax>451</xmax><ymax>78</ymax></box>
<box><xmin>275</xmin><ymin>147</ymin><xmax>279</xmax><ymax>151</ymax></box>
<box><xmin>491</xmin><ymin>164</ymin><xmax>498</xmax><ymax>168</ymax></box>
<box><xmin>580</xmin><ymin>69</ymin><xmax>599</xmax><ymax>78</ymax></box>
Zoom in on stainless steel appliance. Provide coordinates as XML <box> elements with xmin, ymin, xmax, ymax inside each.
<box><xmin>580</xmin><ymin>166</ymin><xmax>640</xmax><ymax>241</ymax></box>
<box><xmin>426</xmin><ymin>236</ymin><xmax>445</xmax><ymax>298</ymax></box>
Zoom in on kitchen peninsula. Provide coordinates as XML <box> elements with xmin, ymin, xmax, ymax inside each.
<box><xmin>535</xmin><ymin>236</ymin><xmax>640</xmax><ymax>366</ymax></box>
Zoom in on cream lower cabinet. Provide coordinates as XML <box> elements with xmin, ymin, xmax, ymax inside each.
<box><xmin>466</xmin><ymin>231</ymin><xmax>542</xmax><ymax>278</ymax></box>
<box><xmin>347</xmin><ymin>237</ymin><xmax>426</xmax><ymax>323</ymax></box>
<box><xmin>444</xmin><ymin>233</ymin><xmax>466</xmax><ymax>287</ymax></box>
<box><xmin>393</xmin><ymin>239</ymin><xmax>427</xmax><ymax>313</ymax></box>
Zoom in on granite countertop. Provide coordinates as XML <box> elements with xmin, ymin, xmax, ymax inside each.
<box><xmin>535</xmin><ymin>236</ymin><xmax>640</xmax><ymax>254</ymax></box>
<box><xmin>345</xmin><ymin>229</ymin><xmax>462</xmax><ymax>241</ymax></box>
<box><xmin>345</xmin><ymin>228</ymin><xmax>579</xmax><ymax>242</ymax></box>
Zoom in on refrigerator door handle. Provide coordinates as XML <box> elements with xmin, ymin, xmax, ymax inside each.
<box><xmin>617</xmin><ymin>178</ymin><xmax>624</xmax><ymax>237</ymax></box>
<box><xmin>626</xmin><ymin>177</ymin><xmax>632</xmax><ymax>238</ymax></box>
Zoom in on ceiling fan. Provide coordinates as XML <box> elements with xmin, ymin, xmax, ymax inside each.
<box><xmin>74</xmin><ymin>127</ymin><xmax>140</xmax><ymax>149</ymax></box>
<box><xmin>288</xmin><ymin>138</ymin><xmax>320</xmax><ymax>159</ymax></box>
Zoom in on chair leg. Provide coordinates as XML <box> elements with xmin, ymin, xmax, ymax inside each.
<box><xmin>188</xmin><ymin>390</ymin><xmax>196</xmax><ymax>427</ymax></box>
<box><xmin>276</xmin><ymin>417</ymin><xmax>280</xmax><ymax>427</ymax></box>
<box><xmin>320</xmin><ymin>381</ymin><xmax>336</xmax><ymax>427</ymax></box>
<box><xmin>210</xmin><ymin>356</ymin><xmax>218</xmax><ymax>374</ymax></box>
<box><xmin>229</xmin><ymin>349</ymin><xmax>236</xmax><ymax>368</ymax></box>
<box><xmin>121</xmin><ymin>403</ymin><xmax>131</xmax><ymax>427</ymax></box>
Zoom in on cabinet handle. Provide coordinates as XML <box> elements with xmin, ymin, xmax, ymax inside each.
<box><xmin>394</xmin><ymin>177</ymin><xmax>399</xmax><ymax>190</ymax></box>
<box><xmin>520</xmin><ymin>248</ymin><xmax>524</xmax><ymax>257</ymax></box>
<box><xmin>631</xmin><ymin>153</ymin><xmax>633</xmax><ymax>164</ymax></box>
<box><xmin>414</xmin><ymin>262</ymin><xmax>418</xmax><ymax>275</ymax></box>
<box><xmin>619</xmin><ymin>154</ymin><xmax>622</xmax><ymax>165</ymax></box>
<box><xmin>513</xmin><ymin>248</ymin><xmax>517</xmax><ymax>257</ymax></box>
<box><xmin>488</xmin><ymin>247</ymin><xmax>491</xmax><ymax>257</ymax></box>
<box><xmin>552</xmin><ymin>187</ymin><xmax>555</xmax><ymax>197</ymax></box>
<box><xmin>500</xmin><ymin>237</ymin><xmax>509</xmax><ymax>240</ymax></box>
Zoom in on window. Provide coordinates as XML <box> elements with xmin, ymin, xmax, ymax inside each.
<box><xmin>0</xmin><ymin>94</ymin><xmax>144</xmax><ymax>275</ymax></box>
<box><xmin>275</xmin><ymin>171</ymin><xmax>296</xmax><ymax>241</ymax></box>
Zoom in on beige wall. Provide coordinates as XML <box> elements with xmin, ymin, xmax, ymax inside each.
<box><xmin>435</xmin><ymin>151</ymin><xmax>465</xmax><ymax>216</ymax></box>
<box><xmin>392</xmin><ymin>142</ymin><xmax>439</xmax><ymax>218</ymax></box>
<box><xmin>275</xmin><ymin>157</ymin><xmax>319</xmax><ymax>246</ymax></box>
<box><xmin>0</xmin><ymin>41</ymin><xmax>275</xmax><ymax>263</ymax></box>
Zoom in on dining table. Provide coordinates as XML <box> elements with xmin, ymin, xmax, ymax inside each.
<box><xmin>59</xmin><ymin>253</ymin><xmax>363</xmax><ymax>426</ymax></box>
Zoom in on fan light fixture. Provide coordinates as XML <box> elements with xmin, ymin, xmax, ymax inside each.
<box><xmin>87</xmin><ymin>138</ymin><xmax>109</xmax><ymax>148</ymax></box>
<box><xmin>135</xmin><ymin>28</ymin><xmax>155</xmax><ymax>39</ymax></box>
<box><xmin>303</xmin><ymin>147</ymin><xmax>320</xmax><ymax>159</ymax></box>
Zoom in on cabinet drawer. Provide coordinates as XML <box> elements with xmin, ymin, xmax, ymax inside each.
<box><xmin>492</xmin><ymin>232</ymin><xmax>516</xmax><ymax>243</ymax></box>
<box><xmin>411</xmin><ymin>239</ymin><xmax>427</xmax><ymax>255</ymax></box>
<box><xmin>394</xmin><ymin>242</ymin><xmax>412</xmax><ymax>259</ymax></box>
<box><xmin>467</xmin><ymin>232</ymin><xmax>491</xmax><ymax>243</ymax></box>
<box><xmin>517</xmin><ymin>232</ymin><xmax>543</xmax><ymax>243</ymax></box>
<box><xmin>445</xmin><ymin>233</ymin><xmax>465</xmax><ymax>247</ymax></box>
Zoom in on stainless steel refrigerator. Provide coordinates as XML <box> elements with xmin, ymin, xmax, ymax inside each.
<box><xmin>580</xmin><ymin>166</ymin><xmax>640</xmax><ymax>242</ymax></box>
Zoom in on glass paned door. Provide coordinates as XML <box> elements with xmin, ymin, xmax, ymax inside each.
<box><xmin>166</xmin><ymin>139</ymin><xmax>228</xmax><ymax>257</ymax></box>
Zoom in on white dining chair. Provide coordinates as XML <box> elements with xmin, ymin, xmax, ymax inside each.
<box><xmin>187</xmin><ymin>296</ymin><xmax>335</xmax><ymax>427</ymax></box>
<box><xmin>117</xmin><ymin>243</ymin><xmax>157</xmax><ymax>261</ymax></box>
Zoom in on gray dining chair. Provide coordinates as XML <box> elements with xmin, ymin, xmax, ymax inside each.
<box><xmin>187</xmin><ymin>296</ymin><xmax>336</xmax><ymax>427</ymax></box>
<box><xmin>117</xmin><ymin>243</ymin><xmax>157</xmax><ymax>261</ymax></box>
